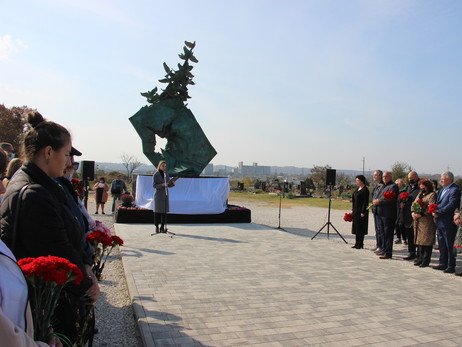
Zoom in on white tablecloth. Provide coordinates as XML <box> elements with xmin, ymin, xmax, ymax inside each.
<box><xmin>135</xmin><ymin>176</ymin><xmax>229</xmax><ymax>215</ymax></box>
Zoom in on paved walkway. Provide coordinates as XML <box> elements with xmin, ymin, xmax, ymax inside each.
<box><xmin>116</xmin><ymin>222</ymin><xmax>462</xmax><ymax>347</ymax></box>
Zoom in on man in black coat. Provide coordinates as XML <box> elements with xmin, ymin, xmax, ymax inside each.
<box><xmin>402</xmin><ymin>171</ymin><xmax>420</xmax><ymax>260</ymax></box>
<box><xmin>373</xmin><ymin>171</ymin><xmax>399</xmax><ymax>259</ymax></box>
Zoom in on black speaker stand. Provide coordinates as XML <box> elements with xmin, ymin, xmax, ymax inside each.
<box><xmin>311</xmin><ymin>186</ymin><xmax>347</xmax><ymax>243</ymax></box>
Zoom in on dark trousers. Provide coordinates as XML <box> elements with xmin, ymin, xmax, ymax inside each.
<box><xmin>155</xmin><ymin>213</ymin><xmax>167</xmax><ymax>229</ymax></box>
<box><xmin>354</xmin><ymin>234</ymin><xmax>365</xmax><ymax>249</ymax></box>
<box><xmin>112</xmin><ymin>194</ymin><xmax>121</xmax><ymax>212</ymax></box>
<box><xmin>395</xmin><ymin>224</ymin><xmax>407</xmax><ymax>241</ymax></box>
<box><xmin>381</xmin><ymin>217</ymin><xmax>396</xmax><ymax>256</ymax></box>
<box><xmin>374</xmin><ymin>213</ymin><xmax>384</xmax><ymax>250</ymax></box>
<box><xmin>437</xmin><ymin>226</ymin><xmax>458</xmax><ymax>268</ymax></box>
<box><xmin>405</xmin><ymin>226</ymin><xmax>416</xmax><ymax>256</ymax></box>
<box><xmin>416</xmin><ymin>245</ymin><xmax>433</xmax><ymax>266</ymax></box>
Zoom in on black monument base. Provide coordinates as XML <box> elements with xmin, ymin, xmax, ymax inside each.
<box><xmin>114</xmin><ymin>205</ymin><xmax>251</xmax><ymax>224</ymax></box>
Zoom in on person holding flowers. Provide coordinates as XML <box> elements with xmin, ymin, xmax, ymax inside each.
<box><xmin>394</xmin><ymin>178</ymin><xmax>408</xmax><ymax>245</ymax></box>
<box><xmin>401</xmin><ymin>171</ymin><xmax>421</xmax><ymax>261</ymax></box>
<box><xmin>0</xmin><ymin>239</ymin><xmax>61</xmax><ymax>346</ymax></box>
<box><xmin>411</xmin><ymin>179</ymin><xmax>437</xmax><ymax>267</ymax></box>
<box><xmin>0</xmin><ymin>111</ymin><xmax>96</xmax><ymax>344</ymax></box>
<box><xmin>371</xmin><ymin>170</ymin><xmax>384</xmax><ymax>254</ymax></box>
<box><xmin>351</xmin><ymin>175</ymin><xmax>369</xmax><ymax>249</ymax></box>
<box><xmin>373</xmin><ymin>171</ymin><xmax>399</xmax><ymax>259</ymax></box>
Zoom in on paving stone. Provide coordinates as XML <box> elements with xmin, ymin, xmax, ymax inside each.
<box><xmin>116</xmin><ymin>221</ymin><xmax>462</xmax><ymax>346</ymax></box>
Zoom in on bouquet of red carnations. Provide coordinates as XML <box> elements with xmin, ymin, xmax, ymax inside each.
<box><xmin>86</xmin><ymin>230</ymin><xmax>123</xmax><ymax>280</ymax></box>
<box><xmin>383</xmin><ymin>191</ymin><xmax>396</xmax><ymax>201</ymax></box>
<box><xmin>412</xmin><ymin>198</ymin><xmax>427</xmax><ymax>214</ymax></box>
<box><xmin>18</xmin><ymin>256</ymin><xmax>83</xmax><ymax>343</ymax></box>
<box><xmin>427</xmin><ymin>203</ymin><xmax>438</xmax><ymax>214</ymax></box>
<box><xmin>399</xmin><ymin>192</ymin><xmax>409</xmax><ymax>200</ymax></box>
<box><xmin>343</xmin><ymin>212</ymin><xmax>353</xmax><ymax>222</ymax></box>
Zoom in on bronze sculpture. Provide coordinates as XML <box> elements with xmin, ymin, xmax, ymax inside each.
<box><xmin>130</xmin><ymin>41</ymin><xmax>217</xmax><ymax>176</ymax></box>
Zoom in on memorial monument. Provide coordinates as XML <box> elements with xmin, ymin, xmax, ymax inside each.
<box><xmin>129</xmin><ymin>41</ymin><xmax>217</xmax><ymax>176</ymax></box>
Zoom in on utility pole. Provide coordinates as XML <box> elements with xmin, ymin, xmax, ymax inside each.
<box><xmin>362</xmin><ymin>157</ymin><xmax>365</xmax><ymax>176</ymax></box>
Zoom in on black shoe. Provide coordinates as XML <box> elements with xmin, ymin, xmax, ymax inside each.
<box><xmin>155</xmin><ymin>226</ymin><xmax>159</xmax><ymax>233</ymax></box>
<box><xmin>351</xmin><ymin>245</ymin><xmax>358</xmax><ymax>249</ymax></box>
<box><xmin>414</xmin><ymin>261</ymin><xmax>422</xmax><ymax>266</ymax></box>
<box><xmin>455</xmin><ymin>272</ymin><xmax>462</xmax><ymax>277</ymax></box>
<box><xmin>403</xmin><ymin>254</ymin><xmax>416</xmax><ymax>260</ymax></box>
<box><xmin>444</xmin><ymin>267</ymin><xmax>455</xmax><ymax>273</ymax></box>
<box><xmin>419</xmin><ymin>263</ymin><xmax>429</xmax><ymax>268</ymax></box>
<box><xmin>432</xmin><ymin>265</ymin><xmax>447</xmax><ymax>271</ymax></box>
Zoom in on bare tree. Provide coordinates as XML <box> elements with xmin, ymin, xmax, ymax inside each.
<box><xmin>121</xmin><ymin>153</ymin><xmax>142</xmax><ymax>184</ymax></box>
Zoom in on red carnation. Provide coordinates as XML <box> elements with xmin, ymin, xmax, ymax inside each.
<box><xmin>427</xmin><ymin>203</ymin><xmax>438</xmax><ymax>213</ymax></box>
<box><xmin>343</xmin><ymin>212</ymin><xmax>353</xmax><ymax>222</ymax></box>
<box><xmin>110</xmin><ymin>235</ymin><xmax>124</xmax><ymax>246</ymax></box>
<box><xmin>18</xmin><ymin>255</ymin><xmax>84</xmax><ymax>342</ymax></box>
<box><xmin>383</xmin><ymin>191</ymin><xmax>396</xmax><ymax>201</ymax></box>
<box><xmin>399</xmin><ymin>192</ymin><xmax>409</xmax><ymax>200</ymax></box>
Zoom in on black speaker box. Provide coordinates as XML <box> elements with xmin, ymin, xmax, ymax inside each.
<box><xmin>300</xmin><ymin>181</ymin><xmax>307</xmax><ymax>195</ymax></box>
<box><xmin>81</xmin><ymin>161</ymin><xmax>95</xmax><ymax>181</ymax></box>
<box><xmin>326</xmin><ymin>169</ymin><xmax>336</xmax><ymax>186</ymax></box>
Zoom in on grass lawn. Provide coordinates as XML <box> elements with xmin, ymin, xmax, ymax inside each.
<box><xmin>228</xmin><ymin>191</ymin><xmax>352</xmax><ymax>210</ymax></box>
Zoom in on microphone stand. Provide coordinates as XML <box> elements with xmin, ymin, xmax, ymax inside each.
<box><xmin>275</xmin><ymin>192</ymin><xmax>286</xmax><ymax>231</ymax></box>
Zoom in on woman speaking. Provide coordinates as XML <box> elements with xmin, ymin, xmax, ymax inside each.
<box><xmin>152</xmin><ymin>160</ymin><xmax>176</xmax><ymax>233</ymax></box>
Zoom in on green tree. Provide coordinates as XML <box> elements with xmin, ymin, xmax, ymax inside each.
<box><xmin>391</xmin><ymin>162</ymin><xmax>412</xmax><ymax>181</ymax></box>
<box><xmin>310</xmin><ymin>164</ymin><xmax>332</xmax><ymax>188</ymax></box>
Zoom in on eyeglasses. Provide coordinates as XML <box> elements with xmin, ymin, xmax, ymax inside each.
<box><xmin>72</xmin><ymin>162</ymin><xmax>80</xmax><ymax>170</ymax></box>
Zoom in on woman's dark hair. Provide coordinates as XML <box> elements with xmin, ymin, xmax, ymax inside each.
<box><xmin>99</xmin><ymin>177</ymin><xmax>105</xmax><ymax>182</ymax></box>
<box><xmin>0</xmin><ymin>149</ymin><xmax>7</xmax><ymax>174</ymax></box>
<box><xmin>419</xmin><ymin>179</ymin><xmax>434</xmax><ymax>193</ymax></box>
<box><xmin>355</xmin><ymin>174</ymin><xmax>366</xmax><ymax>185</ymax></box>
<box><xmin>22</xmin><ymin>111</ymin><xmax>71</xmax><ymax>161</ymax></box>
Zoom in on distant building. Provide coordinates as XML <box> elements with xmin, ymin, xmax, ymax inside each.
<box><xmin>237</xmin><ymin>162</ymin><xmax>271</xmax><ymax>176</ymax></box>
<box><xmin>202</xmin><ymin>163</ymin><xmax>214</xmax><ymax>175</ymax></box>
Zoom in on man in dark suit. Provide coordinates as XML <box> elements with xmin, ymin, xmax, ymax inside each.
<box><xmin>402</xmin><ymin>171</ymin><xmax>420</xmax><ymax>260</ymax></box>
<box><xmin>371</xmin><ymin>170</ymin><xmax>384</xmax><ymax>253</ymax></box>
<box><xmin>373</xmin><ymin>171</ymin><xmax>399</xmax><ymax>259</ymax></box>
<box><xmin>432</xmin><ymin>171</ymin><xmax>461</xmax><ymax>273</ymax></box>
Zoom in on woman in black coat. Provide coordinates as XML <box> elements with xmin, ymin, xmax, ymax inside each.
<box><xmin>351</xmin><ymin>174</ymin><xmax>369</xmax><ymax>249</ymax></box>
<box><xmin>0</xmin><ymin>111</ymin><xmax>97</xmax><ymax>344</ymax></box>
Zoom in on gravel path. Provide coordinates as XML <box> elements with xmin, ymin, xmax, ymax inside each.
<box><xmin>86</xmin><ymin>197</ymin><xmax>143</xmax><ymax>347</ymax></box>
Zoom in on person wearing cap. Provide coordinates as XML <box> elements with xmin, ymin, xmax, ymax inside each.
<box><xmin>0</xmin><ymin>143</ymin><xmax>14</xmax><ymax>163</ymax></box>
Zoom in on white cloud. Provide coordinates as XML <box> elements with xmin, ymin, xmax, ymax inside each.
<box><xmin>0</xmin><ymin>34</ymin><xmax>27</xmax><ymax>61</ymax></box>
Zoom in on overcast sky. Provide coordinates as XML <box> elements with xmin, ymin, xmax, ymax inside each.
<box><xmin>1</xmin><ymin>0</ymin><xmax>461</xmax><ymax>176</ymax></box>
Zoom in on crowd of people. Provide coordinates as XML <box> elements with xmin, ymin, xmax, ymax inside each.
<box><xmin>351</xmin><ymin>170</ymin><xmax>462</xmax><ymax>275</ymax></box>
<box><xmin>0</xmin><ymin>112</ymin><xmax>101</xmax><ymax>346</ymax></box>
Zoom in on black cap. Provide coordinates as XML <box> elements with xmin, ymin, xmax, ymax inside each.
<box><xmin>70</xmin><ymin>147</ymin><xmax>82</xmax><ymax>156</ymax></box>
